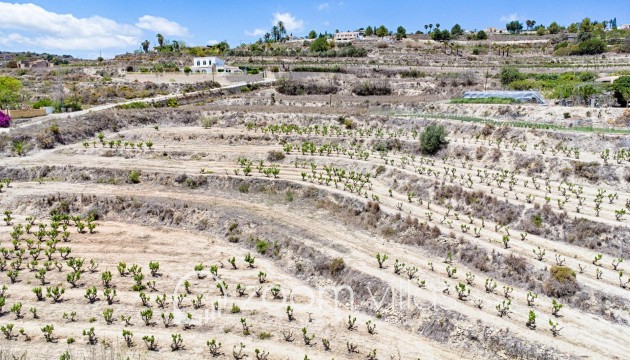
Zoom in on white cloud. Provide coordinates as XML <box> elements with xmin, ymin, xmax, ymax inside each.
<box><xmin>272</xmin><ymin>12</ymin><xmax>304</xmax><ymax>32</ymax></box>
<box><xmin>500</xmin><ymin>13</ymin><xmax>520</xmax><ymax>22</ymax></box>
<box><xmin>0</xmin><ymin>2</ymin><xmax>141</xmax><ymax>50</ymax></box>
<box><xmin>207</xmin><ymin>39</ymin><xmax>219</xmax><ymax>45</ymax></box>
<box><xmin>318</xmin><ymin>2</ymin><xmax>329</xmax><ymax>10</ymax></box>
<box><xmin>135</xmin><ymin>15</ymin><xmax>189</xmax><ymax>37</ymax></box>
<box><xmin>323</xmin><ymin>21</ymin><xmax>330</xmax><ymax>26</ymax></box>
<box><xmin>244</xmin><ymin>28</ymin><xmax>266</xmax><ymax>37</ymax></box>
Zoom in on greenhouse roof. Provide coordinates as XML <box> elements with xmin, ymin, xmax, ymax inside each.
<box><xmin>463</xmin><ymin>91</ymin><xmax>546</xmax><ymax>104</ymax></box>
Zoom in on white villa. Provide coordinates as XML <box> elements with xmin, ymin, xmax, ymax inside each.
<box><xmin>190</xmin><ymin>57</ymin><xmax>242</xmax><ymax>74</ymax></box>
<box><xmin>334</xmin><ymin>31</ymin><xmax>361</xmax><ymax>42</ymax></box>
<box><xmin>191</xmin><ymin>57</ymin><xmax>224</xmax><ymax>73</ymax></box>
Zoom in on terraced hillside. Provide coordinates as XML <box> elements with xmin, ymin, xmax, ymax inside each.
<box><xmin>0</xmin><ymin>108</ymin><xmax>628</xmax><ymax>359</ymax></box>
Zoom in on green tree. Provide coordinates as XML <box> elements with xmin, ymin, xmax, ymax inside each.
<box><xmin>579</xmin><ymin>17</ymin><xmax>592</xmax><ymax>32</ymax></box>
<box><xmin>576</xmin><ymin>38</ymin><xmax>606</xmax><ymax>55</ymax></box>
<box><xmin>475</xmin><ymin>30</ymin><xmax>488</xmax><ymax>40</ymax></box>
<box><xmin>375</xmin><ymin>25</ymin><xmax>389</xmax><ymax>37</ymax></box>
<box><xmin>450</xmin><ymin>24</ymin><xmax>463</xmax><ymax>37</ymax></box>
<box><xmin>612</xmin><ymin>76</ymin><xmax>630</xmax><ymax>106</ymax></box>
<box><xmin>277</xmin><ymin>21</ymin><xmax>286</xmax><ymax>39</ymax></box>
<box><xmin>0</xmin><ymin>77</ymin><xmax>22</xmax><ymax>109</ymax></box>
<box><xmin>573</xmin><ymin>83</ymin><xmax>600</xmax><ymax>105</ymax></box>
<box><xmin>310</xmin><ymin>36</ymin><xmax>329</xmax><ymax>52</ymax></box>
<box><xmin>499</xmin><ymin>67</ymin><xmax>523</xmax><ymax>86</ymax></box>
<box><xmin>308</xmin><ymin>30</ymin><xmax>317</xmax><ymax>39</ymax></box>
<box><xmin>395</xmin><ymin>26</ymin><xmax>407</xmax><ymax>40</ymax></box>
<box><xmin>364</xmin><ymin>26</ymin><xmax>373</xmax><ymax>36</ymax></box>
<box><xmin>506</xmin><ymin>21</ymin><xmax>523</xmax><ymax>34</ymax></box>
<box><xmin>567</xmin><ymin>23</ymin><xmax>579</xmax><ymax>33</ymax></box>
<box><xmin>141</xmin><ymin>40</ymin><xmax>150</xmax><ymax>53</ymax></box>
<box><xmin>420</xmin><ymin>125</ymin><xmax>448</xmax><ymax>155</ymax></box>
<box><xmin>156</xmin><ymin>34</ymin><xmax>164</xmax><ymax>47</ymax></box>
<box><xmin>430</xmin><ymin>28</ymin><xmax>451</xmax><ymax>41</ymax></box>
<box><xmin>547</xmin><ymin>22</ymin><xmax>560</xmax><ymax>34</ymax></box>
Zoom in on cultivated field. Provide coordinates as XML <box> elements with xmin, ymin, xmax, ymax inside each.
<box><xmin>0</xmin><ymin>102</ymin><xmax>629</xmax><ymax>359</ymax></box>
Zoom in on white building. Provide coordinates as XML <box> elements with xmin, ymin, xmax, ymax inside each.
<box><xmin>191</xmin><ymin>57</ymin><xmax>225</xmax><ymax>73</ymax></box>
<box><xmin>620</xmin><ymin>24</ymin><xmax>630</xmax><ymax>30</ymax></box>
<box><xmin>334</xmin><ymin>32</ymin><xmax>361</xmax><ymax>42</ymax></box>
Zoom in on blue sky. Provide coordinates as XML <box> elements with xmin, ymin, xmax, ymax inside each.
<box><xmin>0</xmin><ymin>0</ymin><xmax>627</xmax><ymax>59</ymax></box>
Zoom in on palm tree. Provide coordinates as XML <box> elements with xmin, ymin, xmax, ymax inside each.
<box><xmin>141</xmin><ymin>40</ymin><xmax>150</xmax><ymax>53</ymax></box>
<box><xmin>526</xmin><ymin>20</ymin><xmax>532</xmax><ymax>30</ymax></box>
<box><xmin>424</xmin><ymin>24</ymin><xmax>428</xmax><ymax>32</ymax></box>
<box><xmin>531</xmin><ymin>20</ymin><xmax>536</xmax><ymax>29</ymax></box>
<box><xmin>277</xmin><ymin>21</ymin><xmax>286</xmax><ymax>40</ymax></box>
<box><xmin>264</xmin><ymin>33</ymin><xmax>271</xmax><ymax>42</ymax></box>
<box><xmin>429</xmin><ymin>24</ymin><xmax>433</xmax><ymax>31</ymax></box>
<box><xmin>156</xmin><ymin>34</ymin><xmax>164</xmax><ymax>48</ymax></box>
<box><xmin>271</xmin><ymin>26</ymin><xmax>280</xmax><ymax>42</ymax></box>
<box><xmin>435</xmin><ymin>23</ymin><xmax>440</xmax><ymax>29</ymax></box>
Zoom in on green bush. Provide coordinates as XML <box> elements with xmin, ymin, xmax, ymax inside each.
<box><xmin>612</xmin><ymin>76</ymin><xmax>630</xmax><ymax>106</ymax></box>
<box><xmin>128</xmin><ymin>170</ymin><xmax>141</xmax><ymax>184</ymax></box>
<box><xmin>255</xmin><ymin>240</ymin><xmax>269</xmax><ymax>254</ymax></box>
<box><xmin>32</xmin><ymin>98</ymin><xmax>54</xmax><ymax>109</ymax></box>
<box><xmin>292</xmin><ymin>65</ymin><xmax>342</xmax><ymax>73</ymax></box>
<box><xmin>238</xmin><ymin>184</ymin><xmax>249</xmax><ymax>193</ymax></box>
<box><xmin>119</xmin><ymin>102</ymin><xmax>149</xmax><ymax>109</ymax></box>
<box><xmin>329</xmin><ymin>257</ymin><xmax>345</xmax><ymax>276</ymax></box>
<box><xmin>550</xmin><ymin>265</ymin><xmax>576</xmax><ymax>283</ymax></box>
<box><xmin>166</xmin><ymin>98</ymin><xmax>179</xmax><ymax>108</ymax></box>
<box><xmin>352</xmin><ymin>81</ymin><xmax>391</xmax><ymax>96</ymax></box>
<box><xmin>499</xmin><ymin>67</ymin><xmax>524</xmax><ymax>86</ymax></box>
<box><xmin>310</xmin><ymin>36</ymin><xmax>330</xmax><ymax>52</ymax></box>
<box><xmin>575</xmin><ymin>38</ymin><xmax>606</xmax><ymax>55</ymax></box>
<box><xmin>419</xmin><ymin>125</ymin><xmax>448</xmax><ymax>155</ymax></box>
<box><xmin>508</xmin><ymin>79</ymin><xmax>538</xmax><ymax>91</ymax></box>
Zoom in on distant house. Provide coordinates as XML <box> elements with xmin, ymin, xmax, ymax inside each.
<box><xmin>190</xmin><ymin>57</ymin><xmax>241</xmax><ymax>74</ymax></box>
<box><xmin>17</xmin><ymin>59</ymin><xmax>52</xmax><ymax>69</ymax></box>
<box><xmin>484</xmin><ymin>27</ymin><xmax>506</xmax><ymax>34</ymax></box>
<box><xmin>620</xmin><ymin>24</ymin><xmax>630</xmax><ymax>30</ymax></box>
<box><xmin>334</xmin><ymin>31</ymin><xmax>361</xmax><ymax>42</ymax></box>
<box><xmin>191</xmin><ymin>57</ymin><xmax>225</xmax><ymax>73</ymax></box>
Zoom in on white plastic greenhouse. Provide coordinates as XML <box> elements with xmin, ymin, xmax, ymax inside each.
<box><xmin>463</xmin><ymin>91</ymin><xmax>546</xmax><ymax>104</ymax></box>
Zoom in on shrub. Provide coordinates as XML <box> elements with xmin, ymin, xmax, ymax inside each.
<box><xmin>310</xmin><ymin>36</ymin><xmax>330</xmax><ymax>52</ymax></box>
<box><xmin>119</xmin><ymin>102</ymin><xmax>148</xmax><ymax>109</ymax></box>
<box><xmin>419</xmin><ymin>125</ymin><xmax>448</xmax><ymax>155</ymax></box>
<box><xmin>499</xmin><ymin>67</ymin><xmax>524</xmax><ymax>86</ymax></box>
<box><xmin>328</xmin><ymin>257</ymin><xmax>345</xmax><ymax>276</ymax></box>
<box><xmin>275</xmin><ymin>78</ymin><xmax>337</xmax><ymax>95</ymax></box>
<box><xmin>200</xmin><ymin>116</ymin><xmax>217</xmax><ymax>128</ymax></box>
<box><xmin>352</xmin><ymin>81</ymin><xmax>392</xmax><ymax>96</ymax></box>
<box><xmin>575</xmin><ymin>38</ymin><xmax>607</xmax><ymax>55</ymax></box>
<box><xmin>267</xmin><ymin>150</ymin><xmax>285</xmax><ymax>162</ymax></box>
<box><xmin>543</xmin><ymin>265</ymin><xmax>579</xmax><ymax>297</ymax></box>
<box><xmin>612</xmin><ymin>76</ymin><xmax>630</xmax><ymax>106</ymax></box>
<box><xmin>256</xmin><ymin>240</ymin><xmax>269</xmax><ymax>254</ymax></box>
<box><xmin>128</xmin><ymin>170</ymin><xmax>141</xmax><ymax>184</ymax></box>
<box><xmin>32</xmin><ymin>98</ymin><xmax>54</xmax><ymax>109</ymax></box>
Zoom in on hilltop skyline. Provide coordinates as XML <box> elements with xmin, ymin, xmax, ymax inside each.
<box><xmin>0</xmin><ymin>0</ymin><xmax>628</xmax><ymax>58</ymax></box>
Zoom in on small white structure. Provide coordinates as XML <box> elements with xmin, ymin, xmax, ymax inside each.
<box><xmin>619</xmin><ymin>24</ymin><xmax>630</xmax><ymax>30</ymax></box>
<box><xmin>334</xmin><ymin>31</ymin><xmax>361</xmax><ymax>42</ymax></box>
<box><xmin>191</xmin><ymin>57</ymin><xmax>225</xmax><ymax>73</ymax></box>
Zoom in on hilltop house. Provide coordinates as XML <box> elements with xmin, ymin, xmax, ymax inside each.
<box><xmin>190</xmin><ymin>57</ymin><xmax>241</xmax><ymax>74</ymax></box>
<box><xmin>334</xmin><ymin>31</ymin><xmax>361</xmax><ymax>42</ymax></box>
<box><xmin>191</xmin><ymin>57</ymin><xmax>224</xmax><ymax>73</ymax></box>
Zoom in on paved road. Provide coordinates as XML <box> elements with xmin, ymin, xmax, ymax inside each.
<box><xmin>1</xmin><ymin>78</ymin><xmax>276</xmax><ymax>133</ymax></box>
